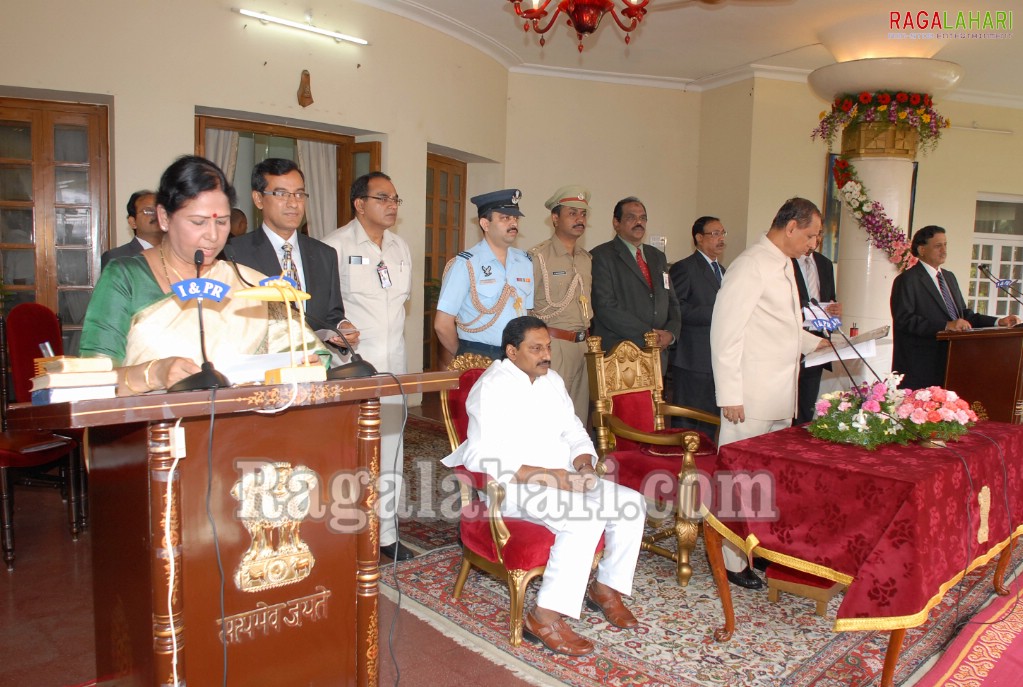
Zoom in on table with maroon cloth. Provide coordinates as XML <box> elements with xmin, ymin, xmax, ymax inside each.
<box><xmin>704</xmin><ymin>421</ymin><xmax>1023</xmax><ymax>685</ymax></box>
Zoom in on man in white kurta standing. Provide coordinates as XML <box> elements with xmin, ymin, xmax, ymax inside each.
<box><xmin>443</xmin><ymin>316</ymin><xmax>646</xmax><ymax>656</ymax></box>
<box><xmin>710</xmin><ymin>196</ymin><xmax>828</xmax><ymax>586</ymax></box>
<box><xmin>322</xmin><ymin>171</ymin><xmax>414</xmax><ymax>561</ymax></box>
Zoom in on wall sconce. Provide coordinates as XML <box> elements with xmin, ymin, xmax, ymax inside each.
<box><xmin>234</xmin><ymin>8</ymin><xmax>368</xmax><ymax>46</ymax></box>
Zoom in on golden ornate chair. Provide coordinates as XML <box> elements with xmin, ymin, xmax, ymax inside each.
<box><xmin>585</xmin><ymin>332</ymin><xmax>720</xmax><ymax>587</ymax></box>
<box><xmin>440</xmin><ymin>353</ymin><xmax>604</xmax><ymax>646</ymax></box>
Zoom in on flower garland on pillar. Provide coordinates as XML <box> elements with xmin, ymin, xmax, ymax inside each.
<box><xmin>811</xmin><ymin>90</ymin><xmax>950</xmax><ymax>272</ymax></box>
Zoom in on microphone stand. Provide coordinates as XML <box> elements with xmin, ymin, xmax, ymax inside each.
<box><xmin>168</xmin><ymin>250</ymin><xmax>231</xmax><ymax>392</ymax></box>
<box><xmin>808</xmin><ymin>298</ymin><xmax>887</xmax><ymax>397</ymax></box>
<box><xmin>978</xmin><ymin>264</ymin><xmax>1023</xmax><ymax>322</ymax></box>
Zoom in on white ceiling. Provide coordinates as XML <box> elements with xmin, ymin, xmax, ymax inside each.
<box><xmin>359</xmin><ymin>0</ymin><xmax>1023</xmax><ymax>105</ymax></box>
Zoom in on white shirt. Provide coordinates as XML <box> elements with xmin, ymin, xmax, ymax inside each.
<box><xmin>920</xmin><ymin>261</ymin><xmax>949</xmax><ymax>297</ymax></box>
<box><xmin>442</xmin><ymin>359</ymin><xmax>596</xmax><ymax>486</ymax></box>
<box><xmin>137</xmin><ymin>237</ymin><xmax>155</xmax><ymax>250</ymax></box>
<box><xmin>261</xmin><ymin>224</ymin><xmax>305</xmax><ymax>285</ymax></box>
<box><xmin>797</xmin><ymin>253</ymin><xmax>821</xmax><ymax>302</ymax></box>
<box><xmin>320</xmin><ymin>218</ymin><xmax>412</xmax><ymax>373</ymax></box>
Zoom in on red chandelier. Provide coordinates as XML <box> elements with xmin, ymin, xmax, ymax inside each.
<box><xmin>507</xmin><ymin>0</ymin><xmax>650</xmax><ymax>52</ymax></box>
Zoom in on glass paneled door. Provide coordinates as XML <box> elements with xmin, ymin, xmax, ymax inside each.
<box><xmin>0</xmin><ymin>99</ymin><xmax>108</xmax><ymax>353</ymax></box>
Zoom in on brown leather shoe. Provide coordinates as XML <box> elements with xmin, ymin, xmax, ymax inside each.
<box><xmin>586</xmin><ymin>582</ymin><xmax>638</xmax><ymax>629</ymax></box>
<box><xmin>523</xmin><ymin>611</ymin><xmax>595</xmax><ymax>656</ymax></box>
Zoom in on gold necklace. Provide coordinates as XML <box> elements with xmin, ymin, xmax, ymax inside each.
<box><xmin>159</xmin><ymin>243</ymin><xmax>188</xmax><ymax>284</ymax></box>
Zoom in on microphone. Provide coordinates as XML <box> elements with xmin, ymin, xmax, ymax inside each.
<box><xmin>978</xmin><ymin>265</ymin><xmax>1023</xmax><ymax>320</ymax></box>
<box><xmin>167</xmin><ymin>250</ymin><xmax>231</xmax><ymax>392</ymax></box>
<box><xmin>300</xmin><ymin>310</ymin><xmax>377</xmax><ymax>380</ymax></box>
<box><xmin>809</xmin><ymin>298</ymin><xmax>884</xmax><ymax>389</ymax></box>
<box><xmin>220</xmin><ymin>245</ymin><xmax>376</xmax><ymax>379</ymax></box>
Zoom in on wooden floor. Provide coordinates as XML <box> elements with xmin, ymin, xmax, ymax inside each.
<box><xmin>0</xmin><ymin>400</ymin><xmax>533</xmax><ymax>687</ymax></box>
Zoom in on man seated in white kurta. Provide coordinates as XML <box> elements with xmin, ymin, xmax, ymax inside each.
<box><xmin>442</xmin><ymin>316</ymin><xmax>646</xmax><ymax>657</ymax></box>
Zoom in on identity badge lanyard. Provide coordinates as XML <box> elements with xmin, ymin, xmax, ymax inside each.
<box><xmin>377</xmin><ymin>260</ymin><xmax>392</xmax><ymax>289</ymax></box>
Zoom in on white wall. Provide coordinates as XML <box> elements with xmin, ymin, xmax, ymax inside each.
<box><xmin>504</xmin><ymin>73</ymin><xmax>700</xmax><ymax>261</ymax></box>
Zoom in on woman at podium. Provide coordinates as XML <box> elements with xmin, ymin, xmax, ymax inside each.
<box><xmin>80</xmin><ymin>155</ymin><xmax>322</xmax><ymax>395</ymax></box>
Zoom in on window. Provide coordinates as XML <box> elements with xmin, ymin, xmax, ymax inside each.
<box><xmin>0</xmin><ymin>98</ymin><xmax>108</xmax><ymax>353</ymax></box>
<box><xmin>968</xmin><ymin>195</ymin><xmax>1023</xmax><ymax>317</ymax></box>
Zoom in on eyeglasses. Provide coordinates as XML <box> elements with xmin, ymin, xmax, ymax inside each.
<box><xmin>361</xmin><ymin>194</ymin><xmax>403</xmax><ymax>206</ymax></box>
<box><xmin>261</xmin><ymin>190</ymin><xmax>310</xmax><ymax>200</ymax></box>
<box><xmin>702</xmin><ymin>229</ymin><xmax>727</xmax><ymax>238</ymax></box>
<box><xmin>140</xmin><ymin>208</ymin><xmax>157</xmax><ymax>217</ymax></box>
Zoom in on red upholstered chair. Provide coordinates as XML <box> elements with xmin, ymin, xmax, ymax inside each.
<box><xmin>585</xmin><ymin>332</ymin><xmax>720</xmax><ymax>587</ymax></box>
<box><xmin>0</xmin><ymin>310</ymin><xmax>82</xmax><ymax>570</ymax></box>
<box><xmin>440</xmin><ymin>353</ymin><xmax>604</xmax><ymax>646</ymax></box>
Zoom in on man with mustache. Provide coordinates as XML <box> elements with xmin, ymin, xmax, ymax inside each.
<box><xmin>669</xmin><ymin>216</ymin><xmax>728</xmax><ymax>438</ymax></box>
<box><xmin>443</xmin><ymin>316</ymin><xmax>646</xmax><ymax>656</ymax></box>
<box><xmin>435</xmin><ymin>188</ymin><xmax>534</xmax><ymax>362</ymax></box>
<box><xmin>101</xmin><ymin>190</ymin><xmax>163</xmax><ymax>270</ymax></box>
<box><xmin>229</xmin><ymin>158</ymin><xmax>356</xmax><ymax>350</ymax></box>
<box><xmin>591</xmin><ymin>196</ymin><xmax>680</xmax><ymax>368</ymax></box>
<box><xmin>528</xmin><ymin>185</ymin><xmax>593</xmax><ymax>423</ymax></box>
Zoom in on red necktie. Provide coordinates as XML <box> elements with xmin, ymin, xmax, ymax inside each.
<box><xmin>636</xmin><ymin>247</ymin><xmax>653</xmax><ymax>290</ymax></box>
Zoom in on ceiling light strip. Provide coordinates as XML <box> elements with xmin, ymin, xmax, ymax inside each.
<box><xmin>235</xmin><ymin>8</ymin><xmax>368</xmax><ymax>46</ymax></box>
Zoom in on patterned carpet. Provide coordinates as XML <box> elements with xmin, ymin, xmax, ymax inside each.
<box><xmin>394</xmin><ymin>415</ymin><xmax>1022</xmax><ymax>686</ymax></box>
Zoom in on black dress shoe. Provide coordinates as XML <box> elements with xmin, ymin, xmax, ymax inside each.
<box><xmin>380</xmin><ymin>542</ymin><xmax>416</xmax><ymax>561</ymax></box>
<box><xmin>752</xmin><ymin>557</ymin><xmax>770</xmax><ymax>572</ymax></box>
<box><xmin>726</xmin><ymin>567</ymin><xmax>764</xmax><ymax>590</ymax></box>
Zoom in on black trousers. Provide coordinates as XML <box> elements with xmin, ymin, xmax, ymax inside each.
<box><xmin>795</xmin><ymin>363</ymin><xmax>824</xmax><ymax>425</ymax></box>
<box><xmin>669</xmin><ymin>366</ymin><xmax>720</xmax><ymax>439</ymax></box>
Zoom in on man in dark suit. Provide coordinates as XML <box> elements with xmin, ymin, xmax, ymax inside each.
<box><xmin>101</xmin><ymin>190</ymin><xmax>163</xmax><ymax>270</ymax></box>
<box><xmin>792</xmin><ymin>235</ymin><xmax>840</xmax><ymax>424</ymax></box>
<box><xmin>669</xmin><ymin>216</ymin><xmax>726</xmax><ymax>437</ymax></box>
<box><xmin>228</xmin><ymin>158</ymin><xmax>355</xmax><ymax>348</ymax></box>
<box><xmin>591</xmin><ymin>196</ymin><xmax>680</xmax><ymax>362</ymax></box>
<box><xmin>891</xmin><ymin>225</ymin><xmax>1018</xmax><ymax>389</ymax></box>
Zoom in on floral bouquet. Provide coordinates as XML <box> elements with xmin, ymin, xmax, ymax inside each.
<box><xmin>808</xmin><ymin>373</ymin><xmax>977</xmax><ymax>449</ymax></box>
<box><xmin>811</xmin><ymin>90</ymin><xmax>950</xmax><ymax>153</ymax></box>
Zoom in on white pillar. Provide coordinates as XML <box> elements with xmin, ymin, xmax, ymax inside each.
<box><xmin>807</xmin><ymin>58</ymin><xmax>963</xmax><ymax>385</ymax></box>
<box><xmin>836</xmin><ymin>156</ymin><xmax>915</xmax><ymax>378</ymax></box>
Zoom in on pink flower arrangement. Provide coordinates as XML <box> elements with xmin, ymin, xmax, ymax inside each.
<box><xmin>808</xmin><ymin>374</ymin><xmax>977</xmax><ymax>449</ymax></box>
<box><xmin>896</xmin><ymin>387</ymin><xmax>977</xmax><ymax>427</ymax></box>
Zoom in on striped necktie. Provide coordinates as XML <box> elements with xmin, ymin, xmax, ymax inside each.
<box><xmin>937</xmin><ymin>271</ymin><xmax>958</xmax><ymax>320</ymax></box>
<box><xmin>711</xmin><ymin>261</ymin><xmax>723</xmax><ymax>284</ymax></box>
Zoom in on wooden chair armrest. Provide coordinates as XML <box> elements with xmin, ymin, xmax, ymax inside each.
<box><xmin>606</xmin><ymin>415</ymin><xmax>695</xmax><ymax>446</ymax></box>
<box><xmin>485</xmin><ymin>480</ymin><xmax>512</xmax><ymax>562</ymax></box>
<box><xmin>660</xmin><ymin>402</ymin><xmax>720</xmax><ymax>426</ymax></box>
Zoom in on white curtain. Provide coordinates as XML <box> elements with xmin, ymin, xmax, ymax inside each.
<box><xmin>296</xmin><ymin>139</ymin><xmax>338</xmax><ymax>239</ymax></box>
<box><xmin>205</xmin><ymin>129</ymin><xmax>240</xmax><ymax>182</ymax></box>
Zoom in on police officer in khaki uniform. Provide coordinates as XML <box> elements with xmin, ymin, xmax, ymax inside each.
<box><xmin>528</xmin><ymin>185</ymin><xmax>593</xmax><ymax>423</ymax></box>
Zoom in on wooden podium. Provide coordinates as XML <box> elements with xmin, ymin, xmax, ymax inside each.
<box><xmin>8</xmin><ymin>372</ymin><xmax>457</xmax><ymax>687</ymax></box>
<box><xmin>938</xmin><ymin>327</ymin><xmax>1023</xmax><ymax>423</ymax></box>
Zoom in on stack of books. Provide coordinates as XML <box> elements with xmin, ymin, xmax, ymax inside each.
<box><xmin>30</xmin><ymin>357</ymin><xmax>118</xmax><ymax>404</ymax></box>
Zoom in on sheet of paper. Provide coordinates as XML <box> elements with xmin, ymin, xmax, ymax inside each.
<box><xmin>804</xmin><ymin>339</ymin><xmax>877</xmax><ymax>368</ymax></box>
<box><xmin>216</xmin><ymin>352</ymin><xmax>303</xmax><ymax>385</ymax></box>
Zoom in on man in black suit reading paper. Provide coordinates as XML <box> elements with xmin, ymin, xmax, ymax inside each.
<box><xmin>891</xmin><ymin>225</ymin><xmax>1018</xmax><ymax>390</ymax></box>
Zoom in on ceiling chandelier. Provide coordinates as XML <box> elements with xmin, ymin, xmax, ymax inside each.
<box><xmin>507</xmin><ymin>0</ymin><xmax>650</xmax><ymax>52</ymax></box>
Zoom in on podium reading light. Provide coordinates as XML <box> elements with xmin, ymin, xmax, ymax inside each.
<box><xmin>235</xmin><ymin>276</ymin><xmax>328</xmax><ymax>385</ymax></box>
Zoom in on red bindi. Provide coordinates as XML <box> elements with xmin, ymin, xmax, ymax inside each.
<box><xmin>212</xmin><ymin>212</ymin><xmax>218</xmax><ymax>218</ymax></box>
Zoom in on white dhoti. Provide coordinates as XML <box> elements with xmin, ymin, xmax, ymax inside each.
<box><xmin>500</xmin><ymin>479</ymin><xmax>646</xmax><ymax>619</ymax></box>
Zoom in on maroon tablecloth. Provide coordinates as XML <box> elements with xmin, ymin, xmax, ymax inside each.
<box><xmin>704</xmin><ymin>421</ymin><xmax>1023</xmax><ymax>631</ymax></box>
